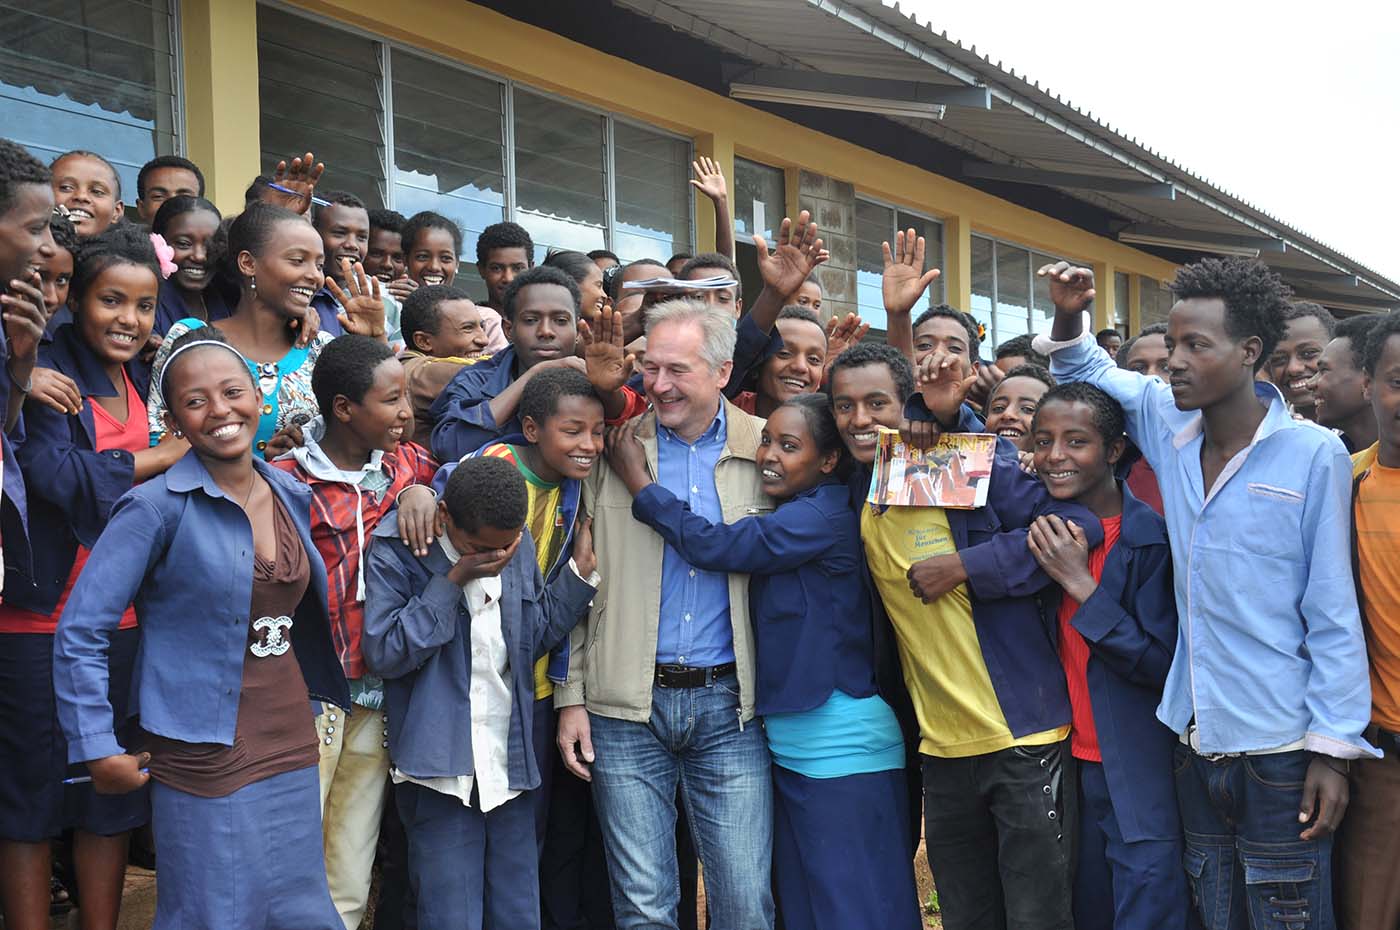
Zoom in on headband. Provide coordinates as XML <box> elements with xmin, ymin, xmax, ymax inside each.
<box><xmin>157</xmin><ymin>339</ymin><xmax>251</xmax><ymax>404</ymax></box>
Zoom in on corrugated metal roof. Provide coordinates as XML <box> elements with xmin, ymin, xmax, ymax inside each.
<box><xmin>613</xmin><ymin>0</ymin><xmax>1399</xmax><ymax>307</ymax></box>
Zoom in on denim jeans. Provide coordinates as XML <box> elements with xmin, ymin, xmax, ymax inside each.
<box><xmin>589</xmin><ymin>673</ymin><xmax>774</xmax><ymax>930</ymax></box>
<box><xmin>1174</xmin><ymin>746</ymin><xmax>1333</xmax><ymax>930</ymax></box>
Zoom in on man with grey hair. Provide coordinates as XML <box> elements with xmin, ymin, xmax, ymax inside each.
<box><xmin>555</xmin><ymin>298</ymin><xmax>775</xmax><ymax>929</ymax></box>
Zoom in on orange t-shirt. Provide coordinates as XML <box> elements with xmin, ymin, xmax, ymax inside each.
<box><xmin>1356</xmin><ymin>462</ymin><xmax>1400</xmax><ymax>731</ymax></box>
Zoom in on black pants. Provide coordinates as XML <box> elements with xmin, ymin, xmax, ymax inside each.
<box><xmin>921</xmin><ymin>741</ymin><xmax>1073</xmax><ymax>930</ymax></box>
<box><xmin>540</xmin><ymin>749</ymin><xmax>617</xmax><ymax>930</ymax></box>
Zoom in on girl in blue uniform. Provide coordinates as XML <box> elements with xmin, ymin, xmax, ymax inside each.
<box><xmin>603</xmin><ymin>393</ymin><xmax>921</xmax><ymax>930</ymax></box>
<box><xmin>53</xmin><ymin>327</ymin><xmax>349</xmax><ymax>930</ymax></box>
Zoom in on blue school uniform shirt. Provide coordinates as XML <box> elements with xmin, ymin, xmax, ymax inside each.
<box><xmin>654</xmin><ymin>401</ymin><xmax>733</xmax><ymax>667</ymax></box>
<box><xmin>153</xmin><ymin>282</ymin><xmax>234</xmax><ymax>336</ymax></box>
<box><xmin>428</xmin><ymin>346</ymin><xmax>520</xmax><ymax>463</ymax></box>
<box><xmin>1036</xmin><ymin>331</ymin><xmax>1377</xmax><ymax>759</ymax></box>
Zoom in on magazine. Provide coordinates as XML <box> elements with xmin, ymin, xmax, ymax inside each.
<box><xmin>866</xmin><ymin>428</ymin><xmax>996</xmax><ymax>509</ymax></box>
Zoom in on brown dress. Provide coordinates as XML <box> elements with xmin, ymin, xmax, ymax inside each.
<box><xmin>146</xmin><ymin>495</ymin><xmax>320</xmax><ymax>797</ymax></box>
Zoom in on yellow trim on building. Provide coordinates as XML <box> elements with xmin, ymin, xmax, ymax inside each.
<box><xmin>205</xmin><ymin>0</ymin><xmax>1179</xmax><ymax>325</ymax></box>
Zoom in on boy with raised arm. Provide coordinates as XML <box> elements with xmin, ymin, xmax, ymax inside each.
<box><xmin>1032</xmin><ymin>257</ymin><xmax>1375</xmax><ymax>930</ymax></box>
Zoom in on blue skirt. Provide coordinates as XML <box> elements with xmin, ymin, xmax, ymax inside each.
<box><xmin>151</xmin><ymin>764</ymin><xmax>341</xmax><ymax>930</ymax></box>
<box><xmin>772</xmin><ymin>765</ymin><xmax>923</xmax><ymax>930</ymax></box>
<box><xmin>0</xmin><ymin>628</ymin><xmax>148</xmax><ymax>842</ymax></box>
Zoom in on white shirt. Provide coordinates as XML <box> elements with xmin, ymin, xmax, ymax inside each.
<box><xmin>391</xmin><ymin>537</ymin><xmax>521</xmax><ymax>812</ymax></box>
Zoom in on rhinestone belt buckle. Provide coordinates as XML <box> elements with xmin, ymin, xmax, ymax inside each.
<box><xmin>250</xmin><ymin>615</ymin><xmax>293</xmax><ymax>657</ymax></box>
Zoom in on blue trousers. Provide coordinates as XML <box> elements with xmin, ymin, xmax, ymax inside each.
<box><xmin>1073</xmin><ymin>760</ymin><xmax>1189</xmax><ymax>930</ymax></box>
<box><xmin>396</xmin><ymin>780</ymin><xmax>539</xmax><ymax>930</ymax></box>
<box><xmin>1174</xmin><ymin>746</ymin><xmax>1334</xmax><ymax>930</ymax></box>
<box><xmin>772</xmin><ymin>765</ymin><xmax>922</xmax><ymax>930</ymax></box>
<box><xmin>150</xmin><ymin>764</ymin><xmax>340</xmax><ymax>930</ymax></box>
<box><xmin>589</xmin><ymin>674</ymin><xmax>774</xmax><ymax>930</ymax></box>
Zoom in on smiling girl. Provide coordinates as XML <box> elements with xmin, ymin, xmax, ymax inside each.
<box><xmin>54</xmin><ymin>327</ymin><xmax>349</xmax><ymax>930</ymax></box>
<box><xmin>604</xmin><ymin>393</ymin><xmax>921</xmax><ymax>930</ymax></box>
<box><xmin>49</xmin><ymin>151</ymin><xmax>123</xmax><ymax>237</ymax></box>
<box><xmin>0</xmin><ymin>225</ymin><xmax>185</xmax><ymax>930</ymax></box>
<box><xmin>147</xmin><ymin>202</ymin><xmax>384</xmax><ymax>458</ymax></box>
<box><xmin>151</xmin><ymin>195</ymin><xmax>232</xmax><ymax>334</ymax></box>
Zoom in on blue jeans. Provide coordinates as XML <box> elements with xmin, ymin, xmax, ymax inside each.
<box><xmin>1174</xmin><ymin>746</ymin><xmax>1333</xmax><ymax>930</ymax></box>
<box><xmin>589</xmin><ymin>673</ymin><xmax>774</xmax><ymax>930</ymax></box>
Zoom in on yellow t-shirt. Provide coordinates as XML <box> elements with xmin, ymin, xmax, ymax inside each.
<box><xmin>482</xmin><ymin>444</ymin><xmax>566</xmax><ymax>700</ymax></box>
<box><xmin>1356</xmin><ymin>462</ymin><xmax>1400</xmax><ymax>731</ymax></box>
<box><xmin>861</xmin><ymin>504</ymin><xmax>1067</xmax><ymax>757</ymax></box>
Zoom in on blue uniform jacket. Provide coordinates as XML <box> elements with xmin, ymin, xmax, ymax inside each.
<box><xmin>53</xmin><ymin>452</ymin><xmax>350</xmax><ymax>763</ymax></box>
<box><xmin>7</xmin><ymin>324</ymin><xmax>151</xmax><ymax>614</ymax></box>
<box><xmin>630</xmin><ymin>479</ymin><xmax>877</xmax><ymax>716</ymax></box>
<box><xmin>1</xmin><ymin>319</ymin><xmax>29</xmax><ymax>576</ymax></box>
<box><xmin>432</xmin><ymin>433</ymin><xmax>580</xmax><ymax>683</ymax></box>
<box><xmin>1071</xmin><ymin>483</ymin><xmax>1180</xmax><ymax>842</ymax></box>
<box><xmin>362</xmin><ymin>511</ymin><xmax>595</xmax><ymax>789</ymax></box>
<box><xmin>429</xmin><ymin>345</ymin><xmax>520</xmax><ymax>463</ymax></box>
<box><xmin>856</xmin><ymin>398</ymin><xmax>1105</xmax><ymax>740</ymax></box>
<box><xmin>153</xmin><ymin>282</ymin><xmax>234</xmax><ymax>336</ymax></box>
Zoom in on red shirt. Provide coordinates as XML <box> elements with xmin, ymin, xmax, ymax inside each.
<box><xmin>1057</xmin><ymin>514</ymin><xmax>1122</xmax><ymax>762</ymax></box>
<box><xmin>0</xmin><ymin>372</ymin><xmax>146</xmax><ymax>634</ymax></box>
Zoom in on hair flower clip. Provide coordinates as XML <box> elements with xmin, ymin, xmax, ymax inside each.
<box><xmin>150</xmin><ymin>232</ymin><xmax>178</xmax><ymax>279</ymax></box>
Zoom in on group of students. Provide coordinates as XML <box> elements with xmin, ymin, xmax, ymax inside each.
<box><xmin>0</xmin><ymin>130</ymin><xmax>1395</xmax><ymax>930</ymax></box>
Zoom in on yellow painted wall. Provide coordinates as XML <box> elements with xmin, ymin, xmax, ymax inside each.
<box><xmin>206</xmin><ymin>0</ymin><xmax>1178</xmax><ymax>312</ymax></box>
<box><xmin>180</xmin><ymin>0</ymin><xmax>262</xmax><ymax>214</ymax></box>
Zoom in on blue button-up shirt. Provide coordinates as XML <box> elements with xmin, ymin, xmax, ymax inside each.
<box><xmin>1039</xmin><ymin>332</ymin><xmax>1378</xmax><ymax>758</ymax></box>
<box><xmin>654</xmin><ymin>400</ymin><xmax>734</xmax><ymax>666</ymax></box>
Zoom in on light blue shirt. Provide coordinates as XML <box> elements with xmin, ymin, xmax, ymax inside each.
<box><xmin>1037</xmin><ymin>332</ymin><xmax>1378</xmax><ymax>759</ymax></box>
<box><xmin>655</xmin><ymin>400</ymin><xmax>735</xmax><ymax>666</ymax></box>
<box><xmin>763</xmin><ymin>690</ymin><xmax>905</xmax><ymax>778</ymax></box>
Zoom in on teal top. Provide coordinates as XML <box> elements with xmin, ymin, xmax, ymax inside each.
<box><xmin>763</xmin><ymin>689</ymin><xmax>905</xmax><ymax>779</ymax></box>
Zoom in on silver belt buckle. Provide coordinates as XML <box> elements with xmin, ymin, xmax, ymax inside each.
<box><xmin>250</xmin><ymin>615</ymin><xmax>293</xmax><ymax>657</ymax></box>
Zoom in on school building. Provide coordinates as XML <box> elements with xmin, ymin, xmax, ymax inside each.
<box><xmin>11</xmin><ymin>0</ymin><xmax>1397</xmax><ymax>346</ymax></box>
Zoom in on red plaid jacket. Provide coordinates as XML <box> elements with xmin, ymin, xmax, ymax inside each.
<box><xmin>274</xmin><ymin>441</ymin><xmax>438</xmax><ymax>678</ymax></box>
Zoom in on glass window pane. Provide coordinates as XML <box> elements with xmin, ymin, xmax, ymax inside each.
<box><xmin>513</xmin><ymin>89</ymin><xmax>605</xmax><ymax>254</ymax></box>
<box><xmin>391</xmin><ymin>48</ymin><xmax>503</xmax><ymax>297</ymax></box>
<box><xmin>1139</xmin><ymin>275</ymin><xmax>1173</xmax><ymax>326</ymax></box>
<box><xmin>970</xmin><ymin>235</ymin><xmax>995</xmax><ymax>346</ymax></box>
<box><xmin>896</xmin><ymin>210</ymin><xmax>944</xmax><ymax>305</ymax></box>
<box><xmin>733</xmin><ymin>157</ymin><xmax>784</xmax><ymax>241</ymax></box>
<box><xmin>613</xmin><ymin>121</ymin><xmax>690</xmax><ymax>263</ymax></box>
<box><xmin>996</xmin><ymin>244</ymin><xmax>1031</xmax><ymax>348</ymax></box>
<box><xmin>856</xmin><ymin>199</ymin><xmax>894</xmax><ymax>331</ymax></box>
<box><xmin>1114</xmin><ymin>271</ymin><xmax>1130</xmax><ymax>329</ymax></box>
<box><xmin>258</xmin><ymin>5</ymin><xmax>385</xmax><ymax>207</ymax></box>
<box><xmin>0</xmin><ymin>0</ymin><xmax>179</xmax><ymax>202</ymax></box>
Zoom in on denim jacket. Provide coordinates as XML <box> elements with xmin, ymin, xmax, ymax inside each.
<box><xmin>432</xmin><ymin>432</ymin><xmax>580</xmax><ymax>683</ymax></box>
<box><xmin>53</xmin><ymin>453</ymin><xmax>351</xmax><ymax>763</ymax></box>
<box><xmin>362</xmin><ymin>511</ymin><xmax>595</xmax><ymax>788</ymax></box>
<box><xmin>7</xmin><ymin>324</ymin><xmax>150</xmax><ymax>614</ymax></box>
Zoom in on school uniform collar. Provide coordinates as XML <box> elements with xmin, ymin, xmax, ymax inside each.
<box><xmin>165</xmin><ymin>450</ymin><xmax>303</xmax><ymax>501</ymax></box>
<box><xmin>1117</xmin><ymin>481</ymin><xmax>1167</xmax><ymax>549</ymax></box>
<box><xmin>46</xmin><ymin>323</ymin><xmax>126</xmax><ymax>398</ymax></box>
<box><xmin>1169</xmin><ymin>381</ymin><xmax>1293</xmax><ymax>450</ymax></box>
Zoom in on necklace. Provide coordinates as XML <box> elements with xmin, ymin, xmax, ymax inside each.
<box><xmin>240</xmin><ymin>473</ymin><xmax>259</xmax><ymax>509</ymax></box>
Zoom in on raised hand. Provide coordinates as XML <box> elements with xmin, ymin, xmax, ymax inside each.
<box><xmin>883</xmin><ymin>229</ymin><xmax>941</xmax><ymax>317</ymax></box>
<box><xmin>1037</xmin><ymin>261</ymin><xmax>1096</xmax><ymax>315</ymax></box>
<box><xmin>754</xmin><ymin>210</ymin><xmax>827</xmax><ymax>300</ymax></box>
<box><xmin>1027</xmin><ymin>515</ymin><xmax>1096</xmax><ymax>603</ymax></box>
<box><xmin>689</xmin><ymin>156</ymin><xmax>728</xmax><ymax>204</ymax></box>
<box><xmin>290</xmin><ymin>305</ymin><xmax>322</xmax><ymax>348</ymax></box>
<box><xmin>331</xmin><ymin>259</ymin><xmax>387</xmax><ymax>340</ymax></box>
<box><xmin>915</xmin><ymin>349</ymin><xmax>977</xmax><ymax>424</ymax></box>
<box><xmin>446</xmin><ymin>532</ymin><xmax>522</xmax><ymax>586</ymax></box>
<box><xmin>266</xmin><ymin>152</ymin><xmax>325</xmax><ymax>215</ymax></box>
<box><xmin>579</xmin><ymin>300</ymin><xmax>635</xmax><ymax>394</ymax></box>
<box><xmin>825</xmin><ymin>313</ymin><xmax>871</xmax><ymax>360</ymax></box>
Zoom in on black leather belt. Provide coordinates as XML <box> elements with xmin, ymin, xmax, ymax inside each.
<box><xmin>654</xmin><ymin>663</ymin><xmax>736</xmax><ymax>689</ymax></box>
<box><xmin>1375</xmin><ymin>726</ymin><xmax>1400</xmax><ymax>759</ymax></box>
